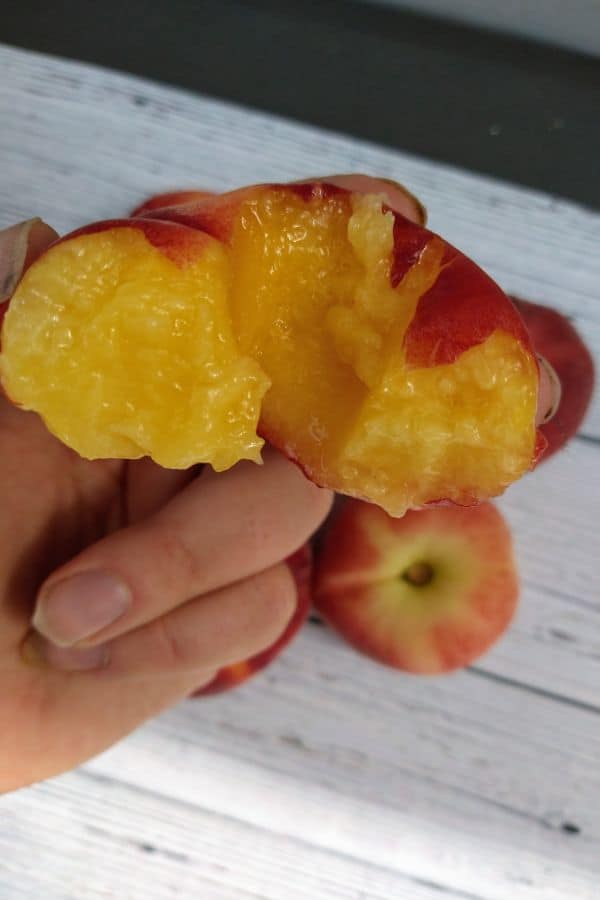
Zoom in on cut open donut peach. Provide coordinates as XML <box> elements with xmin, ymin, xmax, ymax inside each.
<box><xmin>0</xmin><ymin>181</ymin><xmax>542</xmax><ymax>515</ymax></box>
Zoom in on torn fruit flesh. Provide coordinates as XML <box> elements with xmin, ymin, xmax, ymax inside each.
<box><xmin>0</xmin><ymin>187</ymin><xmax>539</xmax><ymax>515</ymax></box>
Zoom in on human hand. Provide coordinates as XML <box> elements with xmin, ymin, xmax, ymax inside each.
<box><xmin>0</xmin><ymin>214</ymin><xmax>333</xmax><ymax>793</ymax></box>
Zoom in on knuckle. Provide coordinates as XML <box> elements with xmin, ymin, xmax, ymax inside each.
<box><xmin>238</xmin><ymin>505</ymin><xmax>273</xmax><ymax>560</ymax></box>
<box><xmin>152</xmin><ymin>614</ymin><xmax>197</xmax><ymax>670</ymax></box>
<box><xmin>151</xmin><ymin>522</ymin><xmax>202</xmax><ymax>589</ymax></box>
<box><xmin>254</xmin><ymin>563</ymin><xmax>297</xmax><ymax>646</ymax></box>
<box><xmin>284</xmin><ymin>473</ymin><xmax>335</xmax><ymax>536</ymax></box>
<box><xmin>242</xmin><ymin>487</ymin><xmax>332</xmax><ymax>564</ymax></box>
<box><xmin>306</xmin><ymin>484</ymin><xmax>335</xmax><ymax>528</ymax></box>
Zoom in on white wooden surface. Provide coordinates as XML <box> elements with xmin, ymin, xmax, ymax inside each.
<box><xmin>0</xmin><ymin>44</ymin><xmax>599</xmax><ymax>900</ymax></box>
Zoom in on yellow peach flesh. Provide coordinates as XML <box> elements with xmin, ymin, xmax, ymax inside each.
<box><xmin>0</xmin><ymin>190</ymin><xmax>538</xmax><ymax>515</ymax></box>
<box><xmin>0</xmin><ymin>227</ymin><xmax>268</xmax><ymax>470</ymax></box>
<box><xmin>230</xmin><ymin>191</ymin><xmax>537</xmax><ymax>514</ymax></box>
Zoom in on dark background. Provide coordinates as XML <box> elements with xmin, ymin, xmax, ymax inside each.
<box><xmin>4</xmin><ymin>0</ymin><xmax>600</xmax><ymax>209</ymax></box>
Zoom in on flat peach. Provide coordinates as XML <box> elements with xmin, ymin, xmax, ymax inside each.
<box><xmin>511</xmin><ymin>296</ymin><xmax>594</xmax><ymax>459</ymax></box>
<box><xmin>1</xmin><ymin>180</ymin><xmax>543</xmax><ymax>515</ymax></box>
<box><xmin>314</xmin><ymin>499</ymin><xmax>519</xmax><ymax>674</ymax></box>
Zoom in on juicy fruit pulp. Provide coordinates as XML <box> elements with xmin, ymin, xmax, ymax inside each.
<box><xmin>1</xmin><ymin>185</ymin><xmax>539</xmax><ymax>515</ymax></box>
<box><xmin>227</xmin><ymin>190</ymin><xmax>538</xmax><ymax>514</ymax></box>
<box><xmin>314</xmin><ymin>500</ymin><xmax>519</xmax><ymax>674</ymax></box>
<box><xmin>1</xmin><ymin>223</ymin><xmax>268</xmax><ymax>470</ymax></box>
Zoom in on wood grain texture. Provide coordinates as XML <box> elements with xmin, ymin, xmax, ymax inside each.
<box><xmin>0</xmin><ymin>768</ymin><xmax>479</xmax><ymax>900</ymax></box>
<box><xmin>0</xmin><ymin>44</ymin><xmax>598</xmax><ymax>900</ymax></box>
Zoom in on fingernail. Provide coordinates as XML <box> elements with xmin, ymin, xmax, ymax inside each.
<box><xmin>33</xmin><ymin>571</ymin><xmax>131</xmax><ymax>646</ymax></box>
<box><xmin>537</xmin><ymin>354</ymin><xmax>562</xmax><ymax>424</ymax></box>
<box><xmin>378</xmin><ymin>177</ymin><xmax>428</xmax><ymax>225</ymax></box>
<box><xmin>22</xmin><ymin>632</ymin><xmax>110</xmax><ymax>671</ymax></box>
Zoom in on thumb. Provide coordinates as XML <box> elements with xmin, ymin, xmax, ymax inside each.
<box><xmin>0</xmin><ymin>218</ymin><xmax>59</xmax><ymax>308</ymax></box>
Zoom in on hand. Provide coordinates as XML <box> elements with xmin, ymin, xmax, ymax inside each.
<box><xmin>0</xmin><ymin>217</ymin><xmax>334</xmax><ymax>794</ymax></box>
<box><xmin>0</xmin><ymin>177</ymin><xmax>557</xmax><ymax>794</ymax></box>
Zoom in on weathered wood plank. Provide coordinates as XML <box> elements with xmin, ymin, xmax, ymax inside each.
<box><xmin>0</xmin><ymin>43</ymin><xmax>598</xmax><ymax>900</ymax></box>
<box><xmin>82</xmin><ymin>677</ymin><xmax>599</xmax><ymax>900</ymax></box>
<box><xmin>0</xmin><ymin>770</ymin><xmax>479</xmax><ymax>900</ymax></box>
